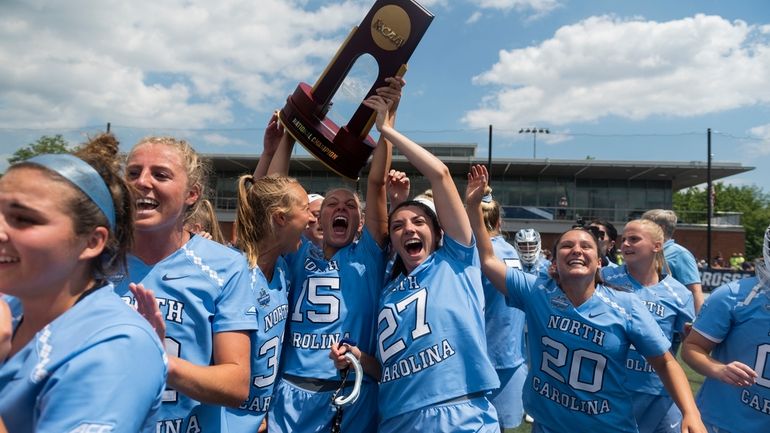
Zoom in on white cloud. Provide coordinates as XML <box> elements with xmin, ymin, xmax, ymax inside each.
<box><xmin>747</xmin><ymin>123</ymin><xmax>770</xmax><ymax>155</ymax></box>
<box><xmin>469</xmin><ymin>0</ymin><xmax>561</xmax><ymax>16</ymax></box>
<box><xmin>466</xmin><ymin>11</ymin><xmax>483</xmax><ymax>24</ymax></box>
<box><xmin>464</xmin><ymin>14</ymin><xmax>770</xmax><ymax>133</ymax></box>
<box><xmin>0</xmin><ymin>0</ymin><xmax>368</xmax><ymax>130</ymax></box>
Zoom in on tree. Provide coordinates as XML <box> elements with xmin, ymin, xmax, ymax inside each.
<box><xmin>674</xmin><ymin>183</ymin><xmax>770</xmax><ymax>259</ymax></box>
<box><xmin>8</xmin><ymin>135</ymin><xmax>71</xmax><ymax>165</ymax></box>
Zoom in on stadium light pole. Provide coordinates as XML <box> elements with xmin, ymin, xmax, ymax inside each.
<box><xmin>707</xmin><ymin>128</ymin><xmax>712</xmax><ymax>270</ymax></box>
<box><xmin>519</xmin><ymin>127</ymin><xmax>549</xmax><ymax>158</ymax></box>
<box><xmin>488</xmin><ymin>125</ymin><xmax>493</xmax><ymax>186</ymax></box>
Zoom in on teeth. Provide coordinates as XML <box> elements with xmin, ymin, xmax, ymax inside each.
<box><xmin>136</xmin><ymin>197</ymin><xmax>159</xmax><ymax>208</ymax></box>
<box><xmin>405</xmin><ymin>239</ymin><xmax>421</xmax><ymax>246</ymax></box>
<box><xmin>0</xmin><ymin>256</ymin><xmax>19</xmax><ymax>263</ymax></box>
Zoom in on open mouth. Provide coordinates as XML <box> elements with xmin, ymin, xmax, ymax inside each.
<box><xmin>332</xmin><ymin>216</ymin><xmax>348</xmax><ymax>235</ymax></box>
<box><xmin>0</xmin><ymin>255</ymin><xmax>19</xmax><ymax>264</ymax></box>
<box><xmin>567</xmin><ymin>259</ymin><xmax>586</xmax><ymax>266</ymax></box>
<box><xmin>136</xmin><ymin>197</ymin><xmax>159</xmax><ymax>211</ymax></box>
<box><xmin>404</xmin><ymin>238</ymin><xmax>423</xmax><ymax>255</ymax></box>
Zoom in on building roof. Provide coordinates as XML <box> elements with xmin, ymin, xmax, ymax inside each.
<box><xmin>205</xmin><ymin>153</ymin><xmax>752</xmax><ymax>191</ymax></box>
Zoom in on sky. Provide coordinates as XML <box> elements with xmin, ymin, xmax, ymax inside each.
<box><xmin>2</xmin><ymin>0</ymin><xmax>770</xmax><ymax>191</ymax></box>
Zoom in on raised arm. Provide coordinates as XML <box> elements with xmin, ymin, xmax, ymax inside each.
<box><xmin>364</xmin><ymin>96</ymin><xmax>471</xmax><ymax>245</ymax></box>
<box><xmin>365</xmin><ymin>77</ymin><xmax>403</xmax><ymax>246</ymax></box>
<box><xmin>465</xmin><ymin>164</ymin><xmax>509</xmax><ymax>296</ymax></box>
<box><xmin>253</xmin><ymin>112</ymin><xmax>284</xmax><ymax>179</ymax></box>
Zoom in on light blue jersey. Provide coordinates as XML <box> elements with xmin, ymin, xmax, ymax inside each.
<box><xmin>377</xmin><ymin>235</ymin><xmax>500</xmax><ymax>421</ymax></box>
<box><xmin>505</xmin><ymin>268</ymin><xmax>670</xmax><ymax>433</ymax></box>
<box><xmin>485</xmin><ymin>236</ymin><xmax>528</xmax><ymax>428</ymax></box>
<box><xmin>485</xmin><ymin>235</ymin><xmax>526</xmax><ymax>369</ymax></box>
<box><xmin>664</xmin><ymin>239</ymin><xmax>701</xmax><ymax>287</ymax></box>
<box><xmin>0</xmin><ymin>287</ymin><xmax>167</xmax><ymax>433</ymax></box>
<box><xmin>114</xmin><ymin>234</ymin><xmax>258</xmax><ymax>433</ymax></box>
<box><xmin>224</xmin><ymin>258</ymin><xmax>290</xmax><ymax>432</ymax></box>
<box><xmin>281</xmin><ymin>230</ymin><xmax>384</xmax><ymax>379</ymax></box>
<box><xmin>691</xmin><ymin>277</ymin><xmax>770</xmax><ymax>433</ymax></box>
<box><xmin>270</xmin><ymin>230</ymin><xmax>385</xmax><ymax>433</ymax></box>
<box><xmin>602</xmin><ymin>266</ymin><xmax>695</xmax><ymax>395</ymax></box>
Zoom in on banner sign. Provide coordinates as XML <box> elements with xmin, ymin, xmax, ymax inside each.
<box><xmin>699</xmin><ymin>268</ymin><xmax>755</xmax><ymax>291</ymax></box>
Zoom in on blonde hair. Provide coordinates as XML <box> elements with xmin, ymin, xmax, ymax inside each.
<box><xmin>184</xmin><ymin>198</ymin><xmax>225</xmax><ymax>244</ymax></box>
<box><xmin>627</xmin><ymin>219</ymin><xmax>667</xmax><ymax>277</ymax></box>
<box><xmin>236</xmin><ymin>175</ymin><xmax>303</xmax><ymax>268</ymax></box>
<box><xmin>128</xmin><ymin>136</ymin><xmax>209</xmax><ymax>220</ymax></box>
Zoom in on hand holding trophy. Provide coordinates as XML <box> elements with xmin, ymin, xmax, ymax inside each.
<box><xmin>279</xmin><ymin>0</ymin><xmax>433</xmax><ymax>180</ymax></box>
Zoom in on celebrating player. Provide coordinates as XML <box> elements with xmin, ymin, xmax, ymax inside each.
<box><xmin>267</xmin><ymin>77</ymin><xmax>404</xmax><ymax>433</ymax></box>
<box><xmin>223</xmin><ymin>174</ymin><xmax>315</xmax><ymax>432</ymax></box>
<box><xmin>469</xmin><ymin>187</ymin><xmax>528</xmax><ymax>430</ymax></box>
<box><xmin>0</xmin><ymin>135</ymin><xmax>166</xmax><ymax>432</ymax></box>
<box><xmin>602</xmin><ymin>219</ymin><xmax>695</xmax><ymax>432</ymax></box>
<box><xmin>467</xmin><ymin>164</ymin><xmax>705</xmax><ymax>433</ymax></box>
<box><xmin>681</xmin><ymin>224</ymin><xmax>770</xmax><ymax>433</ymax></box>
<box><xmin>332</xmin><ymin>95</ymin><xmax>501</xmax><ymax>432</ymax></box>
<box><xmin>116</xmin><ymin>136</ymin><xmax>257</xmax><ymax>432</ymax></box>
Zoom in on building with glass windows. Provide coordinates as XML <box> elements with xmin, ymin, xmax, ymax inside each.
<box><xmin>205</xmin><ymin>143</ymin><xmax>752</xmax><ymax>261</ymax></box>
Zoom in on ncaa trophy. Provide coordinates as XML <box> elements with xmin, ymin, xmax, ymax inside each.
<box><xmin>278</xmin><ymin>0</ymin><xmax>433</xmax><ymax>180</ymax></box>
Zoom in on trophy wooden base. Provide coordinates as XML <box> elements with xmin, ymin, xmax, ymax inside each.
<box><xmin>279</xmin><ymin>82</ymin><xmax>376</xmax><ymax>180</ymax></box>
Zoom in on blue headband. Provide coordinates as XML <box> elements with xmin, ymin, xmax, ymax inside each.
<box><xmin>27</xmin><ymin>154</ymin><xmax>116</xmax><ymax>230</ymax></box>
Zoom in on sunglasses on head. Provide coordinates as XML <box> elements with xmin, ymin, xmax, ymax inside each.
<box><xmin>571</xmin><ymin>224</ymin><xmax>606</xmax><ymax>240</ymax></box>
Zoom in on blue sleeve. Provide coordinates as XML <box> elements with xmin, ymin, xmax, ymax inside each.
<box><xmin>691</xmin><ymin>283</ymin><xmax>735</xmax><ymax>343</ymax></box>
<box><xmin>504</xmin><ymin>267</ymin><xmax>538</xmax><ymax>310</ymax></box>
<box><xmin>669</xmin><ymin>248</ymin><xmax>701</xmax><ymax>286</ymax></box>
<box><xmin>626</xmin><ymin>295</ymin><xmax>670</xmax><ymax>357</ymax></box>
<box><xmin>214</xmin><ymin>255</ymin><xmax>259</xmax><ymax>333</ymax></box>
<box><xmin>35</xmin><ymin>326</ymin><xmax>166</xmax><ymax>433</ymax></box>
<box><xmin>441</xmin><ymin>234</ymin><xmax>479</xmax><ymax>266</ymax></box>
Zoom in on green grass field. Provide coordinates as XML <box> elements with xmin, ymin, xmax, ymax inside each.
<box><xmin>502</xmin><ymin>355</ymin><xmax>704</xmax><ymax>433</ymax></box>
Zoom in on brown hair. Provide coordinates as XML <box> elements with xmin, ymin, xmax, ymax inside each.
<box><xmin>14</xmin><ymin>133</ymin><xmax>134</xmax><ymax>279</ymax></box>
<box><xmin>236</xmin><ymin>174</ymin><xmax>304</xmax><ymax>268</ymax></box>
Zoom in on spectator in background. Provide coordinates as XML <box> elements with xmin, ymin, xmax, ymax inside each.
<box><xmin>642</xmin><ymin>209</ymin><xmax>705</xmax><ymax>313</ymax></box>
<box><xmin>588</xmin><ymin>219</ymin><xmax>619</xmax><ymax>267</ymax></box>
<box><xmin>557</xmin><ymin>195</ymin><xmax>568</xmax><ymax>219</ymax></box>
<box><xmin>712</xmin><ymin>252</ymin><xmax>726</xmax><ymax>269</ymax></box>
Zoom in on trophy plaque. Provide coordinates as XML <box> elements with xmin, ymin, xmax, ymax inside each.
<box><xmin>279</xmin><ymin>0</ymin><xmax>434</xmax><ymax>180</ymax></box>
